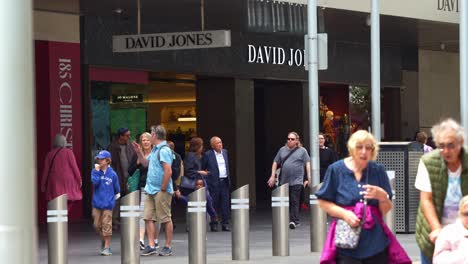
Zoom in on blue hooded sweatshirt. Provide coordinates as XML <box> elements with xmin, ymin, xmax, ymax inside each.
<box><xmin>91</xmin><ymin>166</ymin><xmax>120</xmax><ymax>210</ymax></box>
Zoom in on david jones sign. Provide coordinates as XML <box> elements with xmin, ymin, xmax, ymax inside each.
<box><xmin>437</xmin><ymin>0</ymin><xmax>458</xmax><ymax>12</ymax></box>
<box><xmin>113</xmin><ymin>30</ymin><xmax>231</xmax><ymax>52</ymax></box>
<box><xmin>247</xmin><ymin>44</ymin><xmax>306</xmax><ymax>67</ymax></box>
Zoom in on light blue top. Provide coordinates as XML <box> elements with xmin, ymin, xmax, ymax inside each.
<box><xmin>145</xmin><ymin>141</ymin><xmax>174</xmax><ymax>195</ymax></box>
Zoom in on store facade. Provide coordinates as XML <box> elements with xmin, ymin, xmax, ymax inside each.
<box><xmin>79</xmin><ymin>0</ymin><xmax>459</xmax><ymax>209</ymax></box>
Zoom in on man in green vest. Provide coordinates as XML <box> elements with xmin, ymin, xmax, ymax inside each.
<box><xmin>415</xmin><ymin>118</ymin><xmax>468</xmax><ymax>264</ymax></box>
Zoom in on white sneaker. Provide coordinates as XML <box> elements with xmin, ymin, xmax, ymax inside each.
<box><xmin>289</xmin><ymin>222</ymin><xmax>296</xmax><ymax>229</ymax></box>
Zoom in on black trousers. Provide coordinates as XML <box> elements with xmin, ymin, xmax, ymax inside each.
<box><xmin>336</xmin><ymin>248</ymin><xmax>388</xmax><ymax>264</ymax></box>
<box><xmin>289</xmin><ymin>184</ymin><xmax>303</xmax><ymax>224</ymax></box>
<box><xmin>211</xmin><ymin>179</ymin><xmax>230</xmax><ymax>225</ymax></box>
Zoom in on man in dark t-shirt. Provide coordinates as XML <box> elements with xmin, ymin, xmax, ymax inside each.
<box><xmin>319</xmin><ymin>133</ymin><xmax>338</xmax><ymax>182</ymax></box>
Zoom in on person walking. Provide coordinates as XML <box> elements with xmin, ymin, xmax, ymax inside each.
<box><xmin>433</xmin><ymin>195</ymin><xmax>468</xmax><ymax>264</ymax></box>
<box><xmin>319</xmin><ymin>132</ymin><xmax>338</xmax><ymax>182</ymax></box>
<box><xmin>128</xmin><ymin>132</ymin><xmax>159</xmax><ymax>250</ymax></box>
<box><xmin>91</xmin><ymin>150</ymin><xmax>120</xmax><ymax>256</ymax></box>
<box><xmin>202</xmin><ymin>136</ymin><xmax>231</xmax><ymax>231</ymax></box>
<box><xmin>415</xmin><ymin>118</ymin><xmax>468</xmax><ymax>264</ymax></box>
<box><xmin>41</xmin><ymin>134</ymin><xmax>82</xmax><ymax>211</ymax></box>
<box><xmin>317</xmin><ymin>130</ymin><xmax>410</xmax><ymax>264</ymax></box>
<box><xmin>267</xmin><ymin>131</ymin><xmax>311</xmax><ymax>229</ymax></box>
<box><xmin>108</xmin><ymin>127</ymin><xmax>136</xmax><ymax>228</ymax></box>
<box><xmin>133</xmin><ymin>125</ymin><xmax>174</xmax><ymax>256</ymax></box>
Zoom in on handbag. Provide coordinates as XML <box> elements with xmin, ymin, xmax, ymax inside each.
<box><xmin>126</xmin><ymin>169</ymin><xmax>140</xmax><ymax>193</ymax></box>
<box><xmin>334</xmin><ymin>169</ymin><xmax>369</xmax><ymax>249</ymax></box>
<box><xmin>180</xmin><ymin>175</ymin><xmax>196</xmax><ymax>190</ymax></box>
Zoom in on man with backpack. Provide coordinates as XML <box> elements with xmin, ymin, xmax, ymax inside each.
<box><xmin>132</xmin><ymin>125</ymin><xmax>174</xmax><ymax>256</ymax></box>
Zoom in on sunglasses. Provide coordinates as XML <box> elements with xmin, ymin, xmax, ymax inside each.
<box><xmin>287</xmin><ymin>138</ymin><xmax>296</xmax><ymax>141</ymax></box>
<box><xmin>461</xmin><ymin>212</ymin><xmax>468</xmax><ymax>217</ymax></box>
<box><xmin>437</xmin><ymin>142</ymin><xmax>457</xmax><ymax>150</ymax></box>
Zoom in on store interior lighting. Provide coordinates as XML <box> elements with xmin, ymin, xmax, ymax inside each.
<box><xmin>177</xmin><ymin>117</ymin><xmax>196</xmax><ymax>122</ymax></box>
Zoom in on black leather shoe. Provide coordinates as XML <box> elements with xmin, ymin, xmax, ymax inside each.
<box><xmin>222</xmin><ymin>225</ymin><xmax>231</xmax><ymax>232</ymax></box>
<box><xmin>210</xmin><ymin>222</ymin><xmax>218</xmax><ymax>232</ymax></box>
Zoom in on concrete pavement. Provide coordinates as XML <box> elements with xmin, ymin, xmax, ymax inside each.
<box><xmin>38</xmin><ymin>209</ymin><xmax>421</xmax><ymax>263</ymax></box>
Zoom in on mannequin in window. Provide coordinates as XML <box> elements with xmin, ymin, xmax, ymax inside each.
<box><xmin>323</xmin><ymin>110</ymin><xmax>336</xmax><ymax>149</ymax></box>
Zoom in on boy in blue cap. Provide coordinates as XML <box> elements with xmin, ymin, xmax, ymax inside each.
<box><xmin>91</xmin><ymin>150</ymin><xmax>120</xmax><ymax>256</ymax></box>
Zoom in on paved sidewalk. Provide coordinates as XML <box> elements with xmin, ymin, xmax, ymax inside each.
<box><xmin>38</xmin><ymin>209</ymin><xmax>422</xmax><ymax>263</ymax></box>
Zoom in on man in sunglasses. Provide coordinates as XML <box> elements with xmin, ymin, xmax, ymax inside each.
<box><xmin>415</xmin><ymin>118</ymin><xmax>468</xmax><ymax>264</ymax></box>
<box><xmin>108</xmin><ymin>127</ymin><xmax>137</xmax><ymax>228</ymax></box>
<box><xmin>267</xmin><ymin>131</ymin><xmax>311</xmax><ymax>229</ymax></box>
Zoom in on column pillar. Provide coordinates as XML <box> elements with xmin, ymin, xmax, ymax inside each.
<box><xmin>196</xmin><ymin>78</ymin><xmax>256</xmax><ymax>205</ymax></box>
<box><xmin>0</xmin><ymin>0</ymin><xmax>37</xmax><ymax>263</ymax></box>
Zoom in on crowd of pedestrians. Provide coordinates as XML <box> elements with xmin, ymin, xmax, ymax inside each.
<box><xmin>85</xmin><ymin>125</ymin><xmax>232</xmax><ymax>257</ymax></box>
<box><xmin>43</xmin><ymin>117</ymin><xmax>468</xmax><ymax>263</ymax></box>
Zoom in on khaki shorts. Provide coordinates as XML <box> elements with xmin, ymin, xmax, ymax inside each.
<box><xmin>144</xmin><ymin>191</ymin><xmax>172</xmax><ymax>223</ymax></box>
<box><xmin>92</xmin><ymin>208</ymin><xmax>113</xmax><ymax>237</ymax></box>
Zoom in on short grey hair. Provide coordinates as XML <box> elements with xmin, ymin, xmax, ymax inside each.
<box><xmin>151</xmin><ymin>125</ymin><xmax>166</xmax><ymax>140</ymax></box>
<box><xmin>53</xmin><ymin>134</ymin><xmax>66</xmax><ymax>147</ymax></box>
<box><xmin>431</xmin><ymin>118</ymin><xmax>465</xmax><ymax>144</ymax></box>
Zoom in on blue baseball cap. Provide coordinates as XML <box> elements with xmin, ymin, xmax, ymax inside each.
<box><xmin>95</xmin><ymin>150</ymin><xmax>111</xmax><ymax>159</ymax></box>
<box><xmin>117</xmin><ymin>127</ymin><xmax>129</xmax><ymax>136</ymax></box>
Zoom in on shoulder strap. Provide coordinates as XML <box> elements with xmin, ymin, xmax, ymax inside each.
<box><xmin>46</xmin><ymin>147</ymin><xmax>64</xmax><ymax>187</ymax></box>
<box><xmin>156</xmin><ymin>145</ymin><xmax>172</xmax><ymax>164</ymax></box>
<box><xmin>280</xmin><ymin>147</ymin><xmax>299</xmax><ymax>167</ymax></box>
<box><xmin>360</xmin><ymin>168</ymin><xmax>369</xmax><ymax>227</ymax></box>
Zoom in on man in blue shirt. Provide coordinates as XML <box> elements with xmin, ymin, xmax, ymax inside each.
<box><xmin>133</xmin><ymin>125</ymin><xmax>174</xmax><ymax>256</ymax></box>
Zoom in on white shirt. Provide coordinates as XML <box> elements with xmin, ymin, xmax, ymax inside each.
<box><xmin>214</xmin><ymin>150</ymin><xmax>228</xmax><ymax>178</ymax></box>
<box><xmin>415</xmin><ymin>160</ymin><xmax>462</xmax><ymax>225</ymax></box>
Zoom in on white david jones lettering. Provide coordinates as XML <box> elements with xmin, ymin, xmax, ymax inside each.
<box><xmin>247</xmin><ymin>44</ymin><xmax>306</xmax><ymax>67</ymax></box>
<box><xmin>58</xmin><ymin>58</ymin><xmax>73</xmax><ymax>149</ymax></box>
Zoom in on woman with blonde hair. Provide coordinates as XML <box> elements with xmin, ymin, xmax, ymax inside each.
<box><xmin>433</xmin><ymin>195</ymin><xmax>468</xmax><ymax>263</ymax></box>
<box><xmin>317</xmin><ymin>130</ymin><xmax>410</xmax><ymax>264</ymax></box>
<box><xmin>128</xmin><ymin>132</ymin><xmax>157</xmax><ymax>250</ymax></box>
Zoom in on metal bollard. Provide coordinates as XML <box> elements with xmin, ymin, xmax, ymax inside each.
<box><xmin>120</xmin><ymin>190</ymin><xmax>140</xmax><ymax>264</ymax></box>
<box><xmin>231</xmin><ymin>185</ymin><xmax>250</xmax><ymax>260</ymax></box>
<box><xmin>271</xmin><ymin>183</ymin><xmax>289</xmax><ymax>256</ymax></box>
<box><xmin>188</xmin><ymin>187</ymin><xmax>207</xmax><ymax>264</ymax></box>
<box><xmin>309</xmin><ymin>184</ymin><xmax>327</xmax><ymax>252</ymax></box>
<box><xmin>47</xmin><ymin>194</ymin><xmax>68</xmax><ymax>264</ymax></box>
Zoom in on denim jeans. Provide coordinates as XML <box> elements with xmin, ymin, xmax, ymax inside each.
<box><xmin>420</xmin><ymin>251</ymin><xmax>432</xmax><ymax>264</ymax></box>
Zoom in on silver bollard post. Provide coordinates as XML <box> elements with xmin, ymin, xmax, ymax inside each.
<box><xmin>272</xmin><ymin>183</ymin><xmax>289</xmax><ymax>256</ymax></box>
<box><xmin>188</xmin><ymin>187</ymin><xmax>207</xmax><ymax>264</ymax></box>
<box><xmin>120</xmin><ymin>190</ymin><xmax>140</xmax><ymax>264</ymax></box>
<box><xmin>47</xmin><ymin>194</ymin><xmax>68</xmax><ymax>264</ymax></box>
<box><xmin>231</xmin><ymin>185</ymin><xmax>250</xmax><ymax>260</ymax></box>
<box><xmin>309</xmin><ymin>185</ymin><xmax>327</xmax><ymax>252</ymax></box>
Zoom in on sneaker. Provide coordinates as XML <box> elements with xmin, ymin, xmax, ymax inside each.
<box><xmin>141</xmin><ymin>245</ymin><xmax>158</xmax><ymax>256</ymax></box>
<box><xmin>159</xmin><ymin>246</ymin><xmax>173</xmax><ymax>256</ymax></box>
<box><xmin>139</xmin><ymin>240</ymin><xmax>145</xmax><ymax>250</ymax></box>
<box><xmin>101</xmin><ymin>247</ymin><xmax>112</xmax><ymax>256</ymax></box>
<box><xmin>289</xmin><ymin>221</ymin><xmax>296</xmax><ymax>229</ymax></box>
<box><xmin>155</xmin><ymin>241</ymin><xmax>159</xmax><ymax>249</ymax></box>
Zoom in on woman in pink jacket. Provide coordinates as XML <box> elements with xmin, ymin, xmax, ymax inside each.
<box><xmin>433</xmin><ymin>195</ymin><xmax>468</xmax><ymax>264</ymax></box>
<box><xmin>41</xmin><ymin>134</ymin><xmax>82</xmax><ymax>209</ymax></box>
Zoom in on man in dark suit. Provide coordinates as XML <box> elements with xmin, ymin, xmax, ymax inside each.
<box><xmin>202</xmin><ymin>136</ymin><xmax>231</xmax><ymax>232</ymax></box>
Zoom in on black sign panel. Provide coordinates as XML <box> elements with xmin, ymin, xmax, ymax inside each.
<box><xmin>112</xmin><ymin>94</ymin><xmax>144</xmax><ymax>103</ymax></box>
